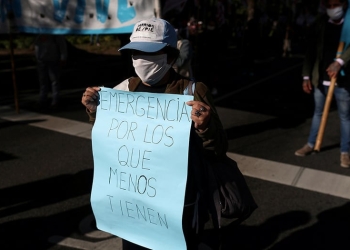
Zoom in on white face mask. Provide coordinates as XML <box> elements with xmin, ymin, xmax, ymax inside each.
<box><xmin>132</xmin><ymin>54</ymin><xmax>171</xmax><ymax>85</ymax></box>
<box><xmin>326</xmin><ymin>6</ymin><xmax>344</xmax><ymax>20</ymax></box>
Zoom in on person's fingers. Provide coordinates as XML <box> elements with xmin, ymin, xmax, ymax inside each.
<box><xmin>82</xmin><ymin>87</ymin><xmax>101</xmax><ymax>102</ymax></box>
<box><xmin>84</xmin><ymin>87</ymin><xmax>100</xmax><ymax>98</ymax></box>
<box><xmin>188</xmin><ymin>102</ymin><xmax>211</xmax><ymax>131</ymax></box>
<box><xmin>187</xmin><ymin>101</ymin><xmax>210</xmax><ymax>116</ymax></box>
<box><xmin>81</xmin><ymin>87</ymin><xmax>101</xmax><ymax>112</ymax></box>
<box><xmin>83</xmin><ymin>94</ymin><xmax>94</xmax><ymax>102</ymax></box>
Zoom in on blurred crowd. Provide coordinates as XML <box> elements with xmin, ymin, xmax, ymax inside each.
<box><xmin>167</xmin><ymin>0</ymin><xmax>323</xmax><ymax>60</ymax></box>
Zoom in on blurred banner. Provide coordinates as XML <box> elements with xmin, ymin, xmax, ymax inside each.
<box><xmin>0</xmin><ymin>0</ymin><xmax>156</xmax><ymax>34</ymax></box>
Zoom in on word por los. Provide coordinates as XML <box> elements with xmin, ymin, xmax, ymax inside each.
<box><xmin>108</xmin><ymin>120</ymin><xmax>174</xmax><ymax>147</ymax></box>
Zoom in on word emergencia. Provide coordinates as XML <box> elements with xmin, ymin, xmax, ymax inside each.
<box><xmin>99</xmin><ymin>90</ymin><xmax>192</xmax><ymax>123</ymax></box>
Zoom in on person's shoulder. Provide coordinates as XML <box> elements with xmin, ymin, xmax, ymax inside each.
<box><xmin>113</xmin><ymin>76</ymin><xmax>141</xmax><ymax>91</ymax></box>
<box><xmin>194</xmin><ymin>81</ymin><xmax>208</xmax><ymax>92</ymax></box>
<box><xmin>113</xmin><ymin>78</ymin><xmax>130</xmax><ymax>91</ymax></box>
<box><xmin>187</xmin><ymin>81</ymin><xmax>209</xmax><ymax>97</ymax></box>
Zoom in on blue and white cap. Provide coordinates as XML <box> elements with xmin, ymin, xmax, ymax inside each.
<box><xmin>119</xmin><ymin>18</ymin><xmax>177</xmax><ymax>52</ymax></box>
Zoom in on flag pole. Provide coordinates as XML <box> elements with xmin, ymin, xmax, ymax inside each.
<box><xmin>7</xmin><ymin>10</ymin><xmax>20</xmax><ymax>114</ymax></box>
<box><xmin>314</xmin><ymin>42</ymin><xmax>344</xmax><ymax>152</ymax></box>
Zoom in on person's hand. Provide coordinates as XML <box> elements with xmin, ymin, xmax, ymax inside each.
<box><xmin>82</xmin><ymin>86</ymin><xmax>101</xmax><ymax>112</ymax></box>
<box><xmin>302</xmin><ymin>79</ymin><xmax>312</xmax><ymax>94</ymax></box>
<box><xmin>186</xmin><ymin>100</ymin><xmax>211</xmax><ymax>131</ymax></box>
<box><xmin>326</xmin><ymin>61</ymin><xmax>341</xmax><ymax>79</ymax></box>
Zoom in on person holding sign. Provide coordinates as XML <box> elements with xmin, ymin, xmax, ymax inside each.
<box><xmin>295</xmin><ymin>0</ymin><xmax>350</xmax><ymax>168</ymax></box>
<box><xmin>81</xmin><ymin>18</ymin><xmax>228</xmax><ymax>249</ymax></box>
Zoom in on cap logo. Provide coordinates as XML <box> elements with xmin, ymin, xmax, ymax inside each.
<box><xmin>135</xmin><ymin>23</ymin><xmax>154</xmax><ymax>32</ymax></box>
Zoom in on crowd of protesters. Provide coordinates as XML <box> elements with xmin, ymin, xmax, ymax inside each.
<box><xmin>176</xmin><ymin>0</ymin><xmax>321</xmax><ymax>57</ymax></box>
<box><xmin>163</xmin><ymin>0</ymin><xmax>323</xmax><ymax>95</ymax></box>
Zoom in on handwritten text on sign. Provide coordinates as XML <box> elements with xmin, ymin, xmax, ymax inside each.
<box><xmin>91</xmin><ymin>87</ymin><xmax>193</xmax><ymax>250</ymax></box>
<box><xmin>0</xmin><ymin>0</ymin><xmax>155</xmax><ymax>34</ymax></box>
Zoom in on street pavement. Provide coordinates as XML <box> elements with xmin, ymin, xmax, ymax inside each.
<box><xmin>1</xmin><ymin>47</ymin><xmax>350</xmax><ymax>250</ymax></box>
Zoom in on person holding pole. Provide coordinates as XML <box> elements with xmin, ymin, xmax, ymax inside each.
<box><xmin>295</xmin><ymin>0</ymin><xmax>350</xmax><ymax>168</ymax></box>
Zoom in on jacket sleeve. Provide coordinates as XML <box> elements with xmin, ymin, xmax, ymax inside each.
<box><xmin>193</xmin><ymin>82</ymin><xmax>228</xmax><ymax>158</ymax></box>
<box><xmin>302</xmin><ymin>18</ymin><xmax>319</xmax><ymax>77</ymax></box>
<box><xmin>86</xmin><ymin>109</ymin><xmax>96</xmax><ymax>124</ymax></box>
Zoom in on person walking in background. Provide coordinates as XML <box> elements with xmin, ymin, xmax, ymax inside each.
<box><xmin>295</xmin><ymin>0</ymin><xmax>350</xmax><ymax>168</ymax></box>
<box><xmin>173</xmin><ymin>28</ymin><xmax>194</xmax><ymax>79</ymax></box>
<box><xmin>89</xmin><ymin>34</ymin><xmax>100</xmax><ymax>46</ymax></box>
<box><xmin>34</xmin><ymin>34</ymin><xmax>67</xmax><ymax>109</ymax></box>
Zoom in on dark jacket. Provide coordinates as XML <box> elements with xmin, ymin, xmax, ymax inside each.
<box><xmin>302</xmin><ymin>14</ymin><xmax>350</xmax><ymax>88</ymax></box>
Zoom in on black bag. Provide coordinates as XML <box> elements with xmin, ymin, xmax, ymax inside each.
<box><xmin>189</xmin><ymin>130</ymin><xmax>258</xmax><ymax>229</ymax></box>
<box><xmin>184</xmin><ymin>81</ymin><xmax>257</xmax><ymax>228</ymax></box>
<box><xmin>205</xmin><ymin>155</ymin><xmax>258</xmax><ymax>228</ymax></box>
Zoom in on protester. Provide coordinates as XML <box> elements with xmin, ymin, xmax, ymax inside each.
<box><xmin>89</xmin><ymin>34</ymin><xmax>100</xmax><ymax>46</ymax></box>
<box><xmin>173</xmin><ymin>28</ymin><xmax>194</xmax><ymax>79</ymax></box>
<box><xmin>34</xmin><ymin>34</ymin><xmax>67</xmax><ymax>109</ymax></box>
<box><xmin>295</xmin><ymin>0</ymin><xmax>350</xmax><ymax>168</ymax></box>
<box><xmin>81</xmin><ymin>18</ymin><xmax>228</xmax><ymax>249</ymax></box>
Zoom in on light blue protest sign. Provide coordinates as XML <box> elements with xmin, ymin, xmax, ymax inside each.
<box><xmin>91</xmin><ymin>87</ymin><xmax>194</xmax><ymax>250</ymax></box>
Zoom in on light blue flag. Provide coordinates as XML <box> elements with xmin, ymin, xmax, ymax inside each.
<box><xmin>340</xmin><ymin>0</ymin><xmax>350</xmax><ymax>48</ymax></box>
<box><xmin>0</xmin><ymin>0</ymin><xmax>155</xmax><ymax>34</ymax></box>
<box><xmin>90</xmin><ymin>87</ymin><xmax>194</xmax><ymax>250</ymax></box>
<box><xmin>338</xmin><ymin>0</ymin><xmax>350</xmax><ymax>76</ymax></box>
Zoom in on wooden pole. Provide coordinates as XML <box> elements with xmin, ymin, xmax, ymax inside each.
<box><xmin>8</xmin><ymin>10</ymin><xmax>20</xmax><ymax>114</ymax></box>
<box><xmin>314</xmin><ymin>42</ymin><xmax>345</xmax><ymax>151</ymax></box>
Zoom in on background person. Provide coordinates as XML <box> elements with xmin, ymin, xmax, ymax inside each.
<box><xmin>34</xmin><ymin>34</ymin><xmax>67</xmax><ymax>109</ymax></box>
<box><xmin>173</xmin><ymin>28</ymin><xmax>194</xmax><ymax>79</ymax></box>
<box><xmin>89</xmin><ymin>34</ymin><xmax>100</xmax><ymax>46</ymax></box>
<box><xmin>295</xmin><ymin>0</ymin><xmax>350</xmax><ymax>168</ymax></box>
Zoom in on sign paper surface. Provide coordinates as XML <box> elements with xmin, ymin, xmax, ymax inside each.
<box><xmin>91</xmin><ymin>87</ymin><xmax>193</xmax><ymax>249</ymax></box>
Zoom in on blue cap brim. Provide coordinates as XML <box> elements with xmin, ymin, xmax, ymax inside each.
<box><xmin>118</xmin><ymin>42</ymin><xmax>167</xmax><ymax>52</ymax></box>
